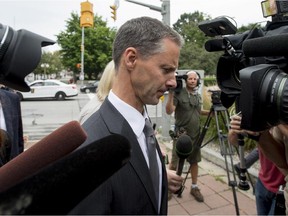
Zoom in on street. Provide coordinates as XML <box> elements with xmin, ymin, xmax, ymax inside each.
<box><xmin>21</xmin><ymin>93</ymin><xmax>170</xmax><ymax>141</ymax></box>
<box><xmin>21</xmin><ymin>93</ymin><xmax>89</xmax><ymax>141</ymax></box>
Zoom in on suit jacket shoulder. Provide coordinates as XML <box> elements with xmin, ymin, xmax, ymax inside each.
<box><xmin>0</xmin><ymin>89</ymin><xmax>23</xmax><ymax>161</ymax></box>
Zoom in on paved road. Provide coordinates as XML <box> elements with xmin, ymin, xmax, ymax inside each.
<box><xmin>21</xmin><ymin>93</ymin><xmax>89</xmax><ymax>140</ymax></box>
<box><xmin>21</xmin><ymin>93</ymin><xmax>170</xmax><ymax>141</ymax></box>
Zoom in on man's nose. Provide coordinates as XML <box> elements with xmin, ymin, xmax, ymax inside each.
<box><xmin>167</xmin><ymin>76</ymin><xmax>177</xmax><ymax>89</ymax></box>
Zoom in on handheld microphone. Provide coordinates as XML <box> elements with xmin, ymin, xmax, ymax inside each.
<box><xmin>0</xmin><ymin>120</ymin><xmax>87</xmax><ymax>192</ymax></box>
<box><xmin>0</xmin><ymin>134</ymin><xmax>131</xmax><ymax>215</ymax></box>
<box><xmin>175</xmin><ymin>135</ymin><xmax>193</xmax><ymax>176</ymax></box>
<box><xmin>204</xmin><ymin>38</ymin><xmax>238</xmax><ymax>57</ymax></box>
<box><xmin>242</xmin><ymin>33</ymin><xmax>288</xmax><ymax>57</ymax></box>
<box><xmin>204</xmin><ymin>38</ymin><xmax>225</xmax><ymax>52</ymax></box>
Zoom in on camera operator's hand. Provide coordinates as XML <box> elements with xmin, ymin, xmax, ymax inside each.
<box><xmin>200</xmin><ymin>109</ymin><xmax>210</xmax><ymax>116</ymax></box>
<box><xmin>166</xmin><ymin>91</ymin><xmax>175</xmax><ymax>115</ymax></box>
<box><xmin>228</xmin><ymin>115</ymin><xmax>261</xmax><ymax>146</ymax></box>
<box><xmin>228</xmin><ymin>115</ymin><xmax>243</xmax><ymax>146</ymax></box>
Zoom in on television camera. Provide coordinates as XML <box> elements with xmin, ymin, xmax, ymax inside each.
<box><xmin>198</xmin><ymin>0</ymin><xmax>288</xmax><ymax>131</ymax></box>
<box><xmin>0</xmin><ymin>23</ymin><xmax>55</xmax><ymax>91</ymax></box>
<box><xmin>174</xmin><ymin>73</ymin><xmax>187</xmax><ymax>93</ymax></box>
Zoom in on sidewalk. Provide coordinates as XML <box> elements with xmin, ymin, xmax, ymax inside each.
<box><xmin>158</xmin><ymin>136</ymin><xmax>257</xmax><ymax>215</ymax></box>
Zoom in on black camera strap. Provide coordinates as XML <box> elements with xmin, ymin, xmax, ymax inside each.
<box><xmin>274</xmin><ymin>184</ymin><xmax>286</xmax><ymax>215</ymax></box>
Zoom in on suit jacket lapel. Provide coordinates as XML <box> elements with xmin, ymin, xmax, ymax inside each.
<box><xmin>99</xmin><ymin>99</ymin><xmax>160</xmax><ymax>211</ymax></box>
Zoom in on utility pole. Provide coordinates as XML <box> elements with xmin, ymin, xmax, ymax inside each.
<box><xmin>125</xmin><ymin>0</ymin><xmax>170</xmax><ymax>26</ymax></box>
<box><xmin>80</xmin><ymin>1</ymin><xmax>94</xmax><ymax>84</ymax></box>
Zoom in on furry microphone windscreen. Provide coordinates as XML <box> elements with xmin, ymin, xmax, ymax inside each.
<box><xmin>0</xmin><ymin>134</ymin><xmax>131</xmax><ymax>215</ymax></box>
<box><xmin>0</xmin><ymin>120</ymin><xmax>87</xmax><ymax>192</ymax></box>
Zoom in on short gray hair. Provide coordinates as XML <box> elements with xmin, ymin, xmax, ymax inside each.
<box><xmin>112</xmin><ymin>16</ymin><xmax>184</xmax><ymax>70</ymax></box>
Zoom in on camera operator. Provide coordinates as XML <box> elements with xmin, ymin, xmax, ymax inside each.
<box><xmin>228</xmin><ymin>115</ymin><xmax>286</xmax><ymax>215</ymax></box>
<box><xmin>256</xmin><ymin>124</ymin><xmax>288</xmax><ymax>214</ymax></box>
<box><xmin>166</xmin><ymin>70</ymin><xmax>209</xmax><ymax>202</ymax></box>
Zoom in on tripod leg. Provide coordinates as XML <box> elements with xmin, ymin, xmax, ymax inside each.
<box><xmin>194</xmin><ymin>108</ymin><xmax>214</xmax><ymax>148</ymax></box>
<box><xmin>214</xmin><ymin>108</ymin><xmax>240</xmax><ymax>215</ymax></box>
<box><xmin>233</xmin><ymin>144</ymin><xmax>256</xmax><ymax>194</ymax></box>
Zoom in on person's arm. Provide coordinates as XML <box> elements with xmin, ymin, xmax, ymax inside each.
<box><xmin>166</xmin><ymin>169</ymin><xmax>183</xmax><ymax>193</ymax></box>
<box><xmin>228</xmin><ymin>115</ymin><xmax>260</xmax><ymax>145</ymax></box>
<box><xmin>278</xmin><ymin>167</ymin><xmax>288</xmax><ymax>177</ymax></box>
<box><xmin>258</xmin><ymin>127</ymin><xmax>288</xmax><ymax>170</ymax></box>
<box><xmin>228</xmin><ymin>115</ymin><xmax>243</xmax><ymax>146</ymax></box>
<box><xmin>200</xmin><ymin>109</ymin><xmax>210</xmax><ymax>116</ymax></box>
<box><xmin>166</xmin><ymin>91</ymin><xmax>175</xmax><ymax>115</ymax></box>
<box><xmin>277</xmin><ymin>124</ymin><xmax>288</xmax><ymax>137</ymax></box>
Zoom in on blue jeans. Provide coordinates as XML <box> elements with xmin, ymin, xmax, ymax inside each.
<box><xmin>255</xmin><ymin>178</ymin><xmax>276</xmax><ymax>215</ymax></box>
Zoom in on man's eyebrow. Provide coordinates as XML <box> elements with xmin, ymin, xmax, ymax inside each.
<box><xmin>162</xmin><ymin>67</ymin><xmax>177</xmax><ymax>74</ymax></box>
<box><xmin>162</xmin><ymin>64</ymin><xmax>177</xmax><ymax>70</ymax></box>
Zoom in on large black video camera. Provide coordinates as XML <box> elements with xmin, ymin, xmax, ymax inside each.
<box><xmin>199</xmin><ymin>0</ymin><xmax>288</xmax><ymax>131</ymax></box>
<box><xmin>174</xmin><ymin>74</ymin><xmax>188</xmax><ymax>93</ymax></box>
<box><xmin>0</xmin><ymin>23</ymin><xmax>55</xmax><ymax>91</ymax></box>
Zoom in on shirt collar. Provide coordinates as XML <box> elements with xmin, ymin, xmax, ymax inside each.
<box><xmin>108</xmin><ymin>90</ymin><xmax>147</xmax><ymax>138</ymax></box>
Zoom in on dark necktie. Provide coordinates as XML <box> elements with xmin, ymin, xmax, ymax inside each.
<box><xmin>143</xmin><ymin>118</ymin><xmax>159</xmax><ymax>206</ymax></box>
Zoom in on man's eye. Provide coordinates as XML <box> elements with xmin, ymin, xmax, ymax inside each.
<box><xmin>163</xmin><ymin>68</ymin><xmax>174</xmax><ymax>74</ymax></box>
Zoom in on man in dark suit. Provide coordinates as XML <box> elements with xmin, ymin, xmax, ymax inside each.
<box><xmin>0</xmin><ymin>88</ymin><xmax>24</xmax><ymax>166</ymax></box>
<box><xmin>70</xmin><ymin>17</ymin><xmax>183</xmax><ymax>215</ymax></box>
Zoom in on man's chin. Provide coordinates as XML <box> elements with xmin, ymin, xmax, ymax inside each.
<box><xmin>147</xmin><ymin>98</ymin><xmax>160</xmax><ymax>106</ymax></box>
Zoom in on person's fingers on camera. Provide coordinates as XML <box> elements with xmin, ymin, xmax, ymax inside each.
<box><xmin>230</xmin><ymin>119</ymin><xmax>241</xmax><ymax>126</ymax></box>
<box><xmin>230</xmin><ymin>114</ymin><xmax>241</xmax><ymax>121</ymax></box>
<box><xmin>230</xmin><ymin>120</ymin><xmax>241</xmax><ymax>130</ymax></box>
<box><xmin>245</xmin><ymin>130</ymin><xmax>260</xmax><ymax>136</ymax></box>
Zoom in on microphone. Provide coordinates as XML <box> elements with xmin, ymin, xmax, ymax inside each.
<box><xmin>243</xmin><ymin>33</ymin><xmax>288</xmax><ymax>57</ymax></box>
<box><xmin>175</xmin><ymin>134</ymin><xmax>193</xmax><ymax>176</ymax></box>
<box><xmin>0</xmin><ymin>134</ymin><xmax>131</xmax><ymax>215</ymax></box>
<box><xmin>0</xmin><ymin>120</ymin><xmax>87</xmax><ymax>192</ymax></box>
<box><xmin>204</xmin><ymin>38</ymin><xmax>225</xmax><ymax>52</ymax></box>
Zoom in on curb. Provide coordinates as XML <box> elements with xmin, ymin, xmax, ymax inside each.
<box><xmin>201</xmin><ymin>145</ymin><xmax>258</xmax><ymax>181</ymax></box>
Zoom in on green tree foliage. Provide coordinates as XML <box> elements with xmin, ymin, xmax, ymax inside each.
<box><xmin>57</xmin><ymin>12</ymin><xmax>116</xmax><ymax>80</ymax></box>
<box><xmin>237</xmin><ymin>23</ymin><xmax>263</xmax><ymax>33</ymax></box>
<box><xmin>173</xmin><ymin>12</ymin><xmax>223</xmax><ymax>75</ymax></box>
<box><xmin>34</xmin><ymin>51</ymin><xmax>64</xmax><ymax>78</ymax></box>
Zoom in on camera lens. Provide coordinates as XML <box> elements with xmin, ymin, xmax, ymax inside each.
<box><xmin>259</xmin><ymin>67</ymin><xmax>288</xmax><ymax>125</ymax></box>
<box><xmin>239</xmin><ymin>64</ymin><xmax>288</xmax><ymax>131</ymax></box>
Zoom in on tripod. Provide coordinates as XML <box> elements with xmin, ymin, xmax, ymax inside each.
<box><xmin>174</xmin><ymin>91</ymin><xmax>255</xmax><ymax>215</ymax></box>
<box><xmin>178</xmin><ymin>100</ymin><xmax>244</xmax><ymax>215</ymax></box>
<box><xmin>195</xmin><ymin>101</ymin><xmax>241</xmax><ymax>215</ymax></box>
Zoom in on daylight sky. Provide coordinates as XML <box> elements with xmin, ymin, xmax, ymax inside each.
<box><xmin>0</xmin><ymin>0</ymin><xmax>269</xmax><ymax>51</ymax></box>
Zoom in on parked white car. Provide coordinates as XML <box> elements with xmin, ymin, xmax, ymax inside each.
<box><xmin>16</xmin><ymin>79</ymin><xmax>78</xmax><ymax>100</ymax></box>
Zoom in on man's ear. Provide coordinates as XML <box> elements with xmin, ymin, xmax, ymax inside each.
<box><xmin>124</xmin><ymin>47</ymin><xmax>137</xmax><ymax>69</ymax></box>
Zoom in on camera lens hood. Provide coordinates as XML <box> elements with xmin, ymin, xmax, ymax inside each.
<box><xmin>0</xmin><ymin>24</ymin><xmax>55</xmax><ymax>91</ymax></box>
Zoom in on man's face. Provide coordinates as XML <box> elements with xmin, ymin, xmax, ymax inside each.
<box><xmin>131</xmin><ymin>38</ymin><xmax>180</xmax><ymax>105</ymax></box>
